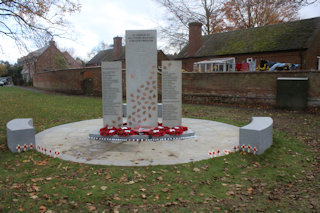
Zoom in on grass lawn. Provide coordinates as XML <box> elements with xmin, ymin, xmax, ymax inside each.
<box><xmin>0</xmin><ymin>87</ymin><xmax>319</xmax><ymax>212</ymax></box>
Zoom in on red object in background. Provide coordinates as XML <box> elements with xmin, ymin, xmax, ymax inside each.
<box><xmin>236</xmin><ymin>63</ymin><xmax>242</xmax><ymax>71</ymax></box>
<box><xmin>236</xmin><ymin>63</ymin><xmax>249</xmax><ymax>71</ymax></box>
<box><xmin>241</xmin><ymin>63</ymin><xmax>249</xmax><ymax>71</ymax></box>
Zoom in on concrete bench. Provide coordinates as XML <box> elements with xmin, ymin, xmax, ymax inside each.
<box><xmin>122</xmin><ymin>103</ymin><xmax>163</xmax><ymax>117</ymax></box>
<box><xmin>7</xmin><ymin>118</ymin><xmax>35</xmax><ymax>153</ymax></box>
<box><xmin>239</xmin><ymin>117</ymin><xmax>273</xmax><ymax>155</ymax></box>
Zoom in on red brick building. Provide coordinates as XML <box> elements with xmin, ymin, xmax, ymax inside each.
<box><xmin>177</xmin><ymin>17</ymin><xmax>320</xmax><ymax>72</ymax></box>
<box><xmin>18</xmin><ymin>40</ymin><xmax>82</xmax><ymax>82</ymax></box>
<box><xmin>86</xmin><ymin>37</ymin><xmax>169</xmax><ymax>68</ymax></box>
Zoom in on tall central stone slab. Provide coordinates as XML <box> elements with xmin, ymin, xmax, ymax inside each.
<box><xmin>125</xmin><ymin>30</ymin><xmax>158</xmax><ymax>127</ymax></box>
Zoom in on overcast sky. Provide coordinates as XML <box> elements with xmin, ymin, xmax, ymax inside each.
<box><xmin>0</xmin><ymin>0</ymin><xmax>320</xmax><ymax>64</ymax></box>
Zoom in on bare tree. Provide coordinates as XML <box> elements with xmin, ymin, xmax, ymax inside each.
<box><xmin>155</xmin><ymin>0</ymin><xmax>223</xmax><ymax>52</ymax></box>
<box><xmin>87</xmin><ymin>41</ymin><xmax>112</xmax><ymax>59</ymax></box>
<box><xmin>156</xmin><ymin>0</ymin><xmax>318</xmax><ymax>52</ymax></box>
<box><xmin>220</xmin><ymin>0</ymin><xmax>303</xmax><ymax>30</ymax></box>
<box><xmin>0</xmin><ymin>0</ymin><xmax>81</xmax><ymax>50</ymax></box>
<box><xmin>293</xmin><ymin>0</ymin><xmax>319</xmax><ymax>5</ymax></box>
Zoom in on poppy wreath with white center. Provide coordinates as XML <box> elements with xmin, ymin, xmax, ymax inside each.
<box><xmin>166</xmin><ymin>128</ymin><xmax>183</xmax><ymax>135</ymax></box>
<box><xmin>147</xmin><ymin>129</ymin><xmax>166</xmax><ymax>137</ymax></box>
<box><xmin>100</xmin><ymin>129</ymin><xmax>117</xmax><ymax>136</ymax></box>
<box><xmin>117</xmin><ymin>129</ymin><xmax>137</xmax><ymax>137</ymax></box>
<box><xmin>175</xmin><ymin>126</ymin><xmax>188</xmax><ymax>131</ymax></box>
<box><xmin>118</xmin><ymin>126</ymin><xmax>131</xmax><ymax>131</ymax></box>
<box><xmin>100</xmin><ymin>126</ymin><xmax>117</xmax><ymax>133</ymax></box>
<box><xmin>173</xmin><ymin>126</ymin><xmax>188</xmax><ymax>131</ymax></box>
<box><xmin>154</xmin><ymin>126</ymin><xmax>169</xmax><ymax>131</ymax></box>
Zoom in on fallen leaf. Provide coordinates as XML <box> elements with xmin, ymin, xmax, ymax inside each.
<box><xmin>226</xmin><ymin>191</ymin><xmax>235</xmax><ymax>196</ymax></box>
<box><xmin>86</xmin><ymin>192</ymin><xmax>93</xmax><ymax>196</ymax></box>
<box><xmin>118</xmin><ymin>175</ymin><xmax>127</xmax><ymax>183</ymax></box>
<box><xmin>125</xmin><ymin>181</ymin><xmax>135</xmax><ymax>185</ymax></box>
<box><xmin>134</xmin><ymin>171</ymin><xmax>141</xmax><ymax>177</ymax></box>
<box><xmin>100</xmin><ymin>186</ymin><xmax>107</xmax><ymax>190</ymax></box>
<box><xmin>140</xmin><ymin>188</ymin><xmax>146</xmax><ymax>192</ymax></box>
<box><xmin>42</xmin><ymin>194</ymin><xmax>50</xmax><ymax>199</ymax></box>
<box><xmin>31</xmin><ymin>178</ymin><xmax>44</xmax><ymax>182</ymax></box>
<box><xmin>141</xmin><ymin>194</ymin><xmax>147</xmax><ymax>199</ymax></box>
<box><xmin>201</xmin><ymin>165</ymin><xmax>209</xmax><ymax>171</ymax></box>
<box><xmin>113</xmin><ymin>207</ymin><xmax>120</xmax><ymax>213</ymax></box>
<box><xmin>33</xmin><ymin>160</ymin><xmax>48</xmax><ymax>166</ymax></box>
<box><xmin>26</xmin><ymin>187</ymin><xmax>33</xmax><ymax>192</ymax></box>
<box><xmin>193</xmin><ymin>168</ymin><xmax>200</xmax><ymax>172</ymax></box>
<box><xmin>39</xmin><ymin>206</ymin><xmax>46</xmax><ymax>213</ymax></box>
<box><xmin>105</xmin><ymin>174</ymin><xmax>111</xmax><ymax>180</ymax></box>
<box><xmin>30</xmin><ymin>195</ymin><xmax>38</xmax><ymax>199</ymax></box>
<box><xmin>154</xmin><ymin>194</ymin><xmax>160</xmax><ymax>201</ymax></box>
<box><xmin>88</xmin><ymin>205</ymin><xmax>96</xmax><ymax>211</ymax></box>
<box><xmin>57</xmin><ymin>163</ymin><xmax>62</xmax><ymax>169</ymax></box>
<box><xmin>32</xmin><ymin>185</ymin><xmax>40</xmax><ymax>192</ymax></box>
<box><xmin>114</xmin><ymin>196</ymin><xmax>121</xmax><ymax>200</ymax></box>
<box><xmin>161</xmin><ymin>188</ymin><xmax>169</xmax><ymax>193</ymax></box>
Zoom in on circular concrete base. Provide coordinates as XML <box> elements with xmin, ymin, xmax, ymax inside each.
<box><xmin>35</xmin><ymin>118</ymin><xmax>239</xmax><ymax>166</ymax></box>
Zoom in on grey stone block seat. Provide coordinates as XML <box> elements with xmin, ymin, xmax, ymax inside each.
<box><xmin>239</xmin><ymin>117</ymin><xmax>273</xmax><ymax>155</ymax></box>
<box><xmin>6</xmin><ymin>118</ymin><xmax>35</xmax><ymax>153</ymax></box>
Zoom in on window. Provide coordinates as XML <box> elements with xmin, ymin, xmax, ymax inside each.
<box><xmin>206</xmin><ymin>64</ymin><xmax>211</xmax><ymax>72</ymax></box>
<box><xmin>200</xmin><ymin>64</ymin><xmax>206</xmax><ymax>72</ymax></box>
<box><xmin>193</xmin><ymin>58</ymin><xmax>236</xmax><ymax>72</ymax></box>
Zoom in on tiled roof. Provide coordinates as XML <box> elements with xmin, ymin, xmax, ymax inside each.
<box><xmin>86</xmin><ymin>47</ymin><xmax>125</xmax><ymax>66</ymax></box>
<box><xmin>86</xmin><ymin>48</ymin><xmax>165</xmax><ymax>66</ymax></box>
<box><xmin>177</xmin><ymin>17</ymin><xmax>320</xmax><ymax>59</ymax></box>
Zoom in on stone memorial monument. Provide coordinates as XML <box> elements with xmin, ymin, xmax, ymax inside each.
<box><xmin>89</xmin><ymin>29</ymin><xmax>194</xmax><ymax>141</ymax></box>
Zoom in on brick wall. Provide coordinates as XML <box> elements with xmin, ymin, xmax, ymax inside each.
<box><xmin>33</xmin><ymin>67</ymin><xmax>97</xmax><ymax>94</ymax></box>
<box><xmin>33</xmin><ymin>68</ymin><xmax>320</xmax><ymax>107</ymax></box>
<box><xmin>305</xmin><ymin>29</ymin><xmax>320</xmax><ymax>70</ymax></box>
<box><xmin>182</xmin><ymin>71</ymin><xmax>320</xmax><ymax>106</ymax></box>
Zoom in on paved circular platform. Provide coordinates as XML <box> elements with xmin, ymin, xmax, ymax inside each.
<box><xmin>35</xmin><ymin>118</ymin><xmax>239</xmax><ymax>166</ymax></box>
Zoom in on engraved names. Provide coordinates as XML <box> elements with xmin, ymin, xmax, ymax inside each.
<box><xmin>162</xmin><ymin>61</ymin><xmax>182</xmax><ymax>127</ymax></box>
<box><xmin>102</xmin><ymin>61</ymin><xmax>123</xmax><ymax>127</ymax></box>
